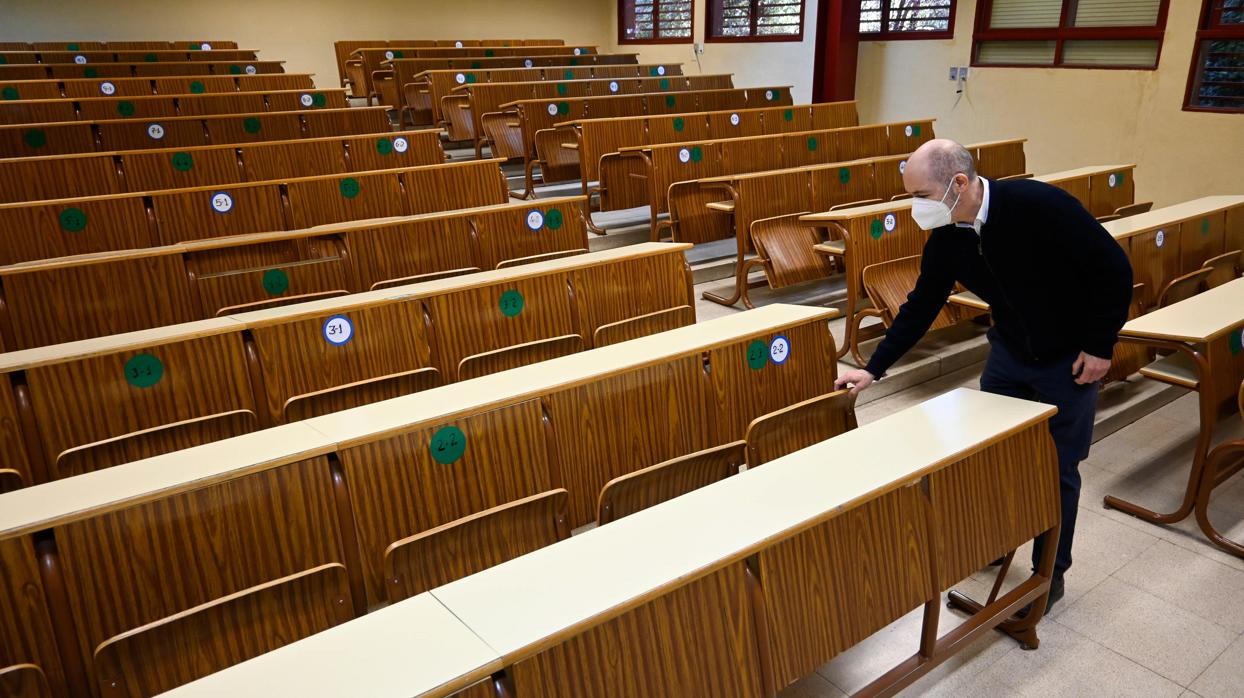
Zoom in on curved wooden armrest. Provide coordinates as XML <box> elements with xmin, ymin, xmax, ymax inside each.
<box><xmin>215</xmin><ymin>290</ymin><xmax>350</xmax><ymax>316</ymax></box>
<box><xmin>496</xmin><ymin>249</ymin><xmax>587</xmax><ymax>269</ymax></box>
<box><xmin>370</xmin><ymin>267</ymin><xmax>481</xmax><ymax>291</ymax></box>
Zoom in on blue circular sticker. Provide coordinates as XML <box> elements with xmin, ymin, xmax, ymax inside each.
<box><xmin>323</xmin><ymin>314</ymin><xmax>354</xmax><ymax>346</ymax></box>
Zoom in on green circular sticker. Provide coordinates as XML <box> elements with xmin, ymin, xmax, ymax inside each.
<box><xmin>470</xmin><ymin>61</ymin><xmax>481</xmax><ymax>69</ymax></box>
<box><xmin>261</xmin><ymin>268</ymin><xmax>289</xmax><ymax>295</ymax></box>
<box><xmin>569</xmin><ymin>57</ymin><xmax>578</xmax><ymax>66</ymax></box>
<box><xmin>392</xmin><ymin>50</ymin><xmax>404</xmax><ymax>59</ymax></box>
<box><xmin>1201</xmin><ymin>218</ymin><xmax>1211</xmax><ymax>235</ymax></box>
<box><xmin>545</xmin><ymin>209</ymin><xmax>563</xmax><ymax>230</ymax></box>
<box><xmin>556</xmin><ymin>82</ymin><xmax>567</xmax><ymax>96</ymax></box>
<box><xmin>116</xmin><ymin>100</ymin><xmax>135</xmax><ymax>117</ymax></box>
<box><xmin>746</xmin><ymin>340</ymin><xmax>768</xmax><ymax>370</ymax></box>
<box><xmin>339</xmin><ymin>177</ymin><xmax>360</xmax><ymax>199</ymax></box>
<box><xmin>375</xmin><ymin>137</ymin><xmax>393</xmax><ymax>155</ymax></box>
<box><xmin>66</xmin><ymin>43</ymin><xmax>79</xmax><ymax>51</ymax></box>
<box><xmin>124</xmin><ymin>353</ymin><xmax>164</xmax><ymax>389</ymax></box>
<box><xmin>171</xmin><ymin>151</ymin><xmax>194</xmax><ymax>171</ymax></box>
<box><xmin>562</xmin><ymin>69</ymin><xmax>573</xmax><ymax>80</ymax></box>
<box><xmin>673</xmin><ymin>117</ymin><xmax>684</xmax><ymax>132</ymax></box>
<box><xmin>23</xmin><ymin>129</ymin><xmax>47</xmax><ymax>150</ymax></box>
<box><xmin>557</xmin><ymin>101</ymin><xmax>569</xmax><ymax>115</ymax></box>
<box><xmin>499</xmin><ymin>289</ymin><xmax>525</xmax><ymax>317</ymax></box>
<box><xmin>783</xmin><ymin>108</ymin><xmax>794</xmax><ymax>122</ymax></box>
<box><xmin>58</xmin><ymin>207</ymin><xmax>87</xmax><ymax>233</ymax></box>
<box><xmin>665</xmin><ymin>95</ymin><xmax>676</xmax><ymax>108</ymax></box>
<box><xmin>484</xmin><ymin>49</ymin><xmax>495</xmax><ymax>57</ymax></box>
<box><xmin>690</xmin><ymin>146</ymin><xmax>703</xmax><ymax>163</ymax></box>
<box><xmin>913</xmin><ymin>124</ymin><xmax>922</xmax><ymax>137</ymax></box>
<box><xmin>189</xmin><ymin>80</ymin><xmax>206</xmax><ymax>94</ymax></box>
<box><xmin>838</xmin><ymin>167</ymin><xmax>851</xmax><ymax>184</ymax></box>
<box><xmin>1230</xmin><ymin>328</ymin><xmax>1243</xmax><ymax>355</ymax></box>
<box><xmin>1</xmin><ymin>87</ymin><xmax>18</xmax><ymax>100</ymax></box>
<box><xmin>870</xmin><ymin>219</ymin><xmax>884</xmax><ymax>240</ymax></box>
<box><xmin>190</xmin><ymin>43</ymin><xmax>202</xmax><ymax>51</ymax></box>
<box><xmin>243</xmin><ymin>117</ymin><xmax>262</xmax><ymax>134</ymax></box>
<box><xmin>83</xmin><ymin>67</ymin><xmax>98</xmax><ymax>78</ymax></box>
<box><xmin>807</xmin><ymin>137</ymin><xmax>818</xmax><ymax>152</ymax></box>
<box><xmin>229</xmin><ymin>64</ymin><xmax>242</xmax><ymax>75</ymax></box>
<box><xmin>143</xmin><ymin>53</ymin><xmax>158</xmax><ymax>62</ymax></box>
<box><xmin>659</xmin><ymin>78</ymin><xmax>670</xmax><ymax>90</ymax></box>
<box><xmin>429</xmin><ymin>425</ymin><xmax>467</xmax><ymax>464</ymax></box>
<box><xmin>0</xmin><ymin>56</ymin><xmax>6</xmax><ymax>65</ymax></box>
<box><xmin>465</xmin><ymin>73</ymin><xmax>477</xmax><ymax>84</ymax></box>
<box><xmin>312</xmin><ymin>92</ymin><xmax>327</xmax><ymax>107</ymax></box>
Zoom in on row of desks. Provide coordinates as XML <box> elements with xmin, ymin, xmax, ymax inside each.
<box><xmin>165</xmin><ymin>387</ymin><xmax>1059</xmax><ymax>697</ymax></box>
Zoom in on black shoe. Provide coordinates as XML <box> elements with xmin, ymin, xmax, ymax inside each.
<box><xmin>1016</xmin><ymin>574</ymin><xmax>1064</xmax><ymax>620</ymax></box>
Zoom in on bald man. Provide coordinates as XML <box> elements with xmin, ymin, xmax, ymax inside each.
<box><xmin>836</xmin><ymin>139</ymin><xmax>1133</xmax><ymax>613</ymax></box>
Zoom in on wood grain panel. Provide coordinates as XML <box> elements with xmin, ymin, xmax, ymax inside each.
<box><xmin>809</xmin><ymin>162</ymin><xmax>877</xmax><ymax>210</ymax></box>
<box><xmin>474</xmin><ymin>200</ymin><xmax>589</xmax><ymax>270</ymax></box>
<box><xmin>193</xmin><ymin>257</ymin><xmax>350</xmax><ymax>317</ymax></box>
<box><xmin>0</xmin><ymin>196</ymin><xmax>153</xmax><ymax>266</ymax></box>
<box><xmin>96</xmin><ymin>119</ymin><xmax>207</xmax><ymax>152</ymax></box>
<box><xmin>344</xmin><ymin>218</ymin><xmax>477</xmax><ymax>291</ymax></box>
<box><xmin>0</xmin><ymin>664</ymin><xmax>52</xmax><ymax>698</ymax></box>
<box><xmin>286</xmin><ymin>171</ymin><xmax>407</xmax><ymax>229</ymax></box>
<box><xmin>709</xmin><ymin>319</ymin><xmax>838</xmax><ymax>443</ymax></box>
<box><xmin>509</xmin><ymin>564</ymin><xmax>763</xmax><ymax>698</ymax></box>
<box><xmin>0</xmin><ymin>381</ymin><xmax>33</xmax><ymax>486</ymax></box>
<box><xmin>0</xmin><ymin>100</ymin><xmax>78</xmax><ymax>125</ymax></box>
<box><xmin>593</xmin><ymin>305</ymin><xmax>695</xmax><ymax>347</ymax></box>
<box><xmin>384</xmin><ymin>490</ymin><xmax>569</xmax><ymax>603</ymax></box>
<box><xmin>974</xmin><ymin>140</ymin><xmax>1026</xmax><ymax>179</ymax></box>
<box><xmin>1051</xmin><ymin>176</ymin><xmax>1091</xmax><ymax>211</ymax></box>
<box><xmin>930</xmin><ymin>423</ymin><xmax>1060</xmax><ymax>587</ymax></box>
<box><xmin>239</xmin><ymin>139</ymin><xmax>346</xmax><ymax>182</ymax></box>
<box><xmin>597</xmin><ymin>441</ymin><xmax>743</xmax><ymax>524</ymax></box>
<box><xmin>669</xmin><ymin>180</ymin><xmax>734</xmax><ymax>245</ymax></box>
<box><xmin>301</xmin><ymin>108</ymin><xmax>391</xmax><ymax>138</ymax></box>
<box><xmin>151</xmin><ymin>184</ymin><xmax>286</xmax><ymax>244</ymax></box>
<box><xmin>184</xmin><ymin>235</ymin><xmax>339</xmax><ymax>275</ymax></box>
<box><xmin>344</xmin><ymin>131</ymin><xmax>445</xmax><ymax>172</ymax></box>
<box><xmin>266</xmin><ymin>90</ymin><xmax>348</xmax><ymax>113</ymax></box>
<box><xmin>1089</xmin><ymin>168</ymin><xmax>1135</xmax><ymax>219</ymax></box>
<box><xmin>425</xmin><ymin>272</ymin><xmax>576</xmax><ymax>381</ymax></box>
<box><xmin>341</xmin><ymin>399</ymin><xmax>554</xmax><ymax>604</ymax></box>
<box><xmin>0</xmin><ymin>81</ymin><xmax>67</xmax><ymax>101</ymax></box>
<box><xmin>403</xmin><ymin>161</ymin><xmax>508</xmax><ymax>214</ymax></box>
<box><xmin>120</xmin><ymin>146</ymin><xmax>244</xmax><ymax>193</ymax></box>
<box><xmin>0</xmin><ymin>122</ymin><xmax>95</xmax><ymax>157</ymax></box>
<box><xmin>0</xmin><ymin>154</ymin><xmax>121</xmax><ymax>203</ymax></box>
<box><xmin>0</xmin><ymin>537</ymin><xmax>66</xmax><ymax>697</ymax></box>
<box><xmin>75</xmin><ymin>97</ymin><xmax>178</xmax><ymax>122</ymax></box>
<box><xmin>2</xmin><ymin>254</ymin><xmax>198</xmax><ymax>348</ymax></box>
<box><xmin>1179</xmin><ymin>211</ymin><xmax>1225</xmax><ymax>274</ymax></box>
<box><xmin>55</xmin><ymin>456</ymin><xmax>346</xmax><ymax>681</ymax></box>
<box><xmin>571</xmin><ymin>250</ymin><xmax>692</xmax><ymax>342</ymax></box>
<box><xmin>58</xmin><ymin>411</ymin><xmax>259</xmax><ymax>481</ymax></box>
<box><xmin>174</xmin><ymin>92</ymin><xmax>267</xmax><ymax>117</ymax></box>
<box><xmin>62</xmin><ymin>78</ymin><xmax>158</xmax><ymax>99</ymax></box>
<box><xmin>545</xmin><ymin>355</ymin><xmax>714</xmax><ymax>527</ymax></box>
<box><xmin>284</xmin><ymin>369</ymin><xmax>441</xmax><ymax>423</ymax></box>
<box><xmin>867</xmin><ymin>155</ymin><xmax>909</xmax><ymax>201</ymax></box>
<box><xmin>1227</xmin><ymin>205</ymin><xmax>1244</xmax><ymax>254</ymax></box>
<box><xmin>26</xmin><ymin>331</ymin><xmax>256</xmax><ymax>478</ymax></box>
<box><xmin>1126</xmin><ymin>224</ymin><xmax>1182</xmax><ymax>309</ymax></box>
<box><xmin>93</xmin><ymin>564</ymin><xmax>353</xmax><ymax>697</ymax></box>
<box><xmin>250</xmin><ymin>300</ymin><xmax>431</xmax><ymax>424</ymax></box>
<box><xmin>745</xmin><ymin>390</ymin><xmax>857</xmax><ymax>467</ymax></box>
<box><xmin>458</xmin><ymin>334</ymin><xmax>583</xmax><ymax>380</ymax></box>
<box><xmin>204</xmin><ymin>113</ymin><xmax>301</xmax><ymax>146</ymax></box>
<box><xmin>758</xmin><ymin>484</ymin><xmax>935</xmax><ymax>689</ymax></box>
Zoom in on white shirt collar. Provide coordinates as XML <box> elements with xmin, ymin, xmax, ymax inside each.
<box><xmin>974</xmin><ymin>176</ymin><xmax>990</xmax><ymax>233</ymax></box>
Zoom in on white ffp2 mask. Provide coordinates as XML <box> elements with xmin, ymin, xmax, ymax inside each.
<box><xmin>910</xmin><ymin>176</ymin><xmax>964</xmax><ymax>230</ymax></box>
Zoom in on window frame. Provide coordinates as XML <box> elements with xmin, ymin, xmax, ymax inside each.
<box><xmin>858</xmin><ymin>0</ymin><xmax>957</xmax><ymax>42</ymax></box>
<box><xmin>1183</xmin><ymin>0</ymin><xmax>1244</xmax><ymax>113</ymax></box>
<box><xmin>971</xmin><ymin>0</ymin><xmax>1172</xmax><ymax>70</ymax></box>
<box><xmin>618</xmin><ymin>0</ymin><xmax>698</xmax><ymax>44</ymax></box>
<box><xmin>705</xmin><ymin>0</ymin><xmax>808</xmax><ymax>43</ymax></box>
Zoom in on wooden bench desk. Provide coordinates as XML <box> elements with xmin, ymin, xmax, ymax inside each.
<box><xmin>162</xmin><ymin>388</ymin><xmax>1059</xmax><ymax>697</ymax></box>
<box><xmin>0</xmin><ymin>73</ymin><xmax>316</xmax><ymax>102</ymax></box>
<box><xmin>0</xmin><ymin>88</ymin><xmax>350</xmax><ymax>126</ymax></box>
<box><xmin>1106</xmin><ymin>277</ymin><xmax>1244</xmax><ymax>557</ymax></box>
<box><xmin>0</xmin><ymin>60</ymin><xmax>286</xmax><ymax>83</ymax></box>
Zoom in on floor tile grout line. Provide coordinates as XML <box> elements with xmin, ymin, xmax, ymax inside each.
<box><xmin>1046</xmin><ymin>616</ymin><xmax>1193</xmax><ymax>690</ymax></box>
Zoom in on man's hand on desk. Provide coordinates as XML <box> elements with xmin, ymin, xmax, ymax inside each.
<box><xmin>835</xmin><ymin>368</ymin><xmax>876</xmax><ymax>395</ymax></box>
<box><xmin>1072</xmin><ymin>352</ymin><xmax>1111</xmax><ymax>385</ymax></box>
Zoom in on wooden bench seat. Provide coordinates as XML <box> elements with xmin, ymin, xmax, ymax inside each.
<box><xmin>0</xmin><ymin>73</ymin><xmax>318</xmax><ymax>103</ymax></box>
<box><xmin>0</xmin><ymin>60</ymin><xmax>286</xmax><ymax>83</ymax></box>
<box><xmin>0</xmin><ymin>89</ymin><xmax>349</xmax><ymax>125</ymax></box>
<box><xmin>333</xmin><ymin>38</ymin><xmax>567</xmax><ymax>92</ymax></box>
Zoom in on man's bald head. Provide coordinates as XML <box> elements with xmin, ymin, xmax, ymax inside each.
<box><xmin>904</xmin><ymin>139</ymin><xmax>976</xmax><ymax>196</ymax></box>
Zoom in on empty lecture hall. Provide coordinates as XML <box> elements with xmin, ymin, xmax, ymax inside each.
<box><xmin>0</xmin><ymin>0</ymin><xmax>1242</xmax><ymax>696</ymax></box>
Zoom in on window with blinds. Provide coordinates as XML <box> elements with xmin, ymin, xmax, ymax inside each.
<box><xmin>708</xmin><ymin>0</ymin><xmax>806</xmax><ymax>41</ymax></box>
<box><xmin>859</xmin><ymin>0</ymin><xmax>956</xmax><ymax>39</ymax></box>
<box><xmin>973</xmin><ymin>0</ymin><xmax>1169</xmax><ymax>69</ymax></box>
<box><xmin>619</xmin><ymin>0</ymin><xmax>695</xmax><ymax>43</ymax></box>
<box><xmin>1185</xmin><ymin>0</ymin><xmax>1244</xmax><ymax>112</ymax></box>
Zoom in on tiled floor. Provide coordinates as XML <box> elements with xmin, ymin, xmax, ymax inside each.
<box><xmin>777</xmin><ymin>383</ymin><xmax>1244</xmax><ymax>697</ymax></box>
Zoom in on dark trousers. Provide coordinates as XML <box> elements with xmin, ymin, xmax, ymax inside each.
<box><xmin>980</xmin><ymin>336</ymin><xmax>1099</xmax><ymax>576</ymax></box>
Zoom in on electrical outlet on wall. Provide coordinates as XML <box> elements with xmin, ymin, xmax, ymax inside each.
<box><xmin>959</xmin><ymin>67</ymin><xmax>970</xmax><ymax>80</ymax></box>
<box><xmin>694</xmin><ymin>43</ymin><xmax>705</xmax><ymax>55</ymax></box>
<box><xmin>948</xmin><ymin>66</ymin><xmax>959</xmax><ymax>81</ymax></box>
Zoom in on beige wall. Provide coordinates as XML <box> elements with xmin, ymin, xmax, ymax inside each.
<box><xmin>855</xmin><ymin>0</ymin><xmax>1241</xmax><ymax>208</ymax></box>
<box><xmin>603</xmin><ymin>2</ymin><xmax>819</xmax><ymax>103</ymax></box>
<box><xmin>0</xmin><ymin>0</ymin><xmax>613</xmax><ymax>88</ymax></box>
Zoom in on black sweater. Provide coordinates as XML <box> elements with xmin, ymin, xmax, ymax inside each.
<box><xmin>864</xmin><ymin>177</ymin><xmax>1134</xmax><ymax>378</ymax></box>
